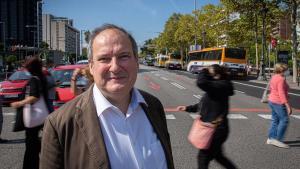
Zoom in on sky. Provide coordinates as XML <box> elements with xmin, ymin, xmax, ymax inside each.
<box><xmin>43</xmin><ymin>0</ymin><xmax>219</xmax><ymax>46</ymax></box>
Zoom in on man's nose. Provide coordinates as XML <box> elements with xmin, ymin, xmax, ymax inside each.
<box><xmin>109</xmin><ymin>57</ymin><xmax>121</xmax><ymax>72</ymax></box>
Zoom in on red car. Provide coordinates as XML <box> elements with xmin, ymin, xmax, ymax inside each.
<box><xmin>51</xmin><ymin>64</ymin><xmax>88</xmax><ymax>109</ymax></box>
<box><xmin>0</xmin><ymin>70</ymin><xmax>31</xmax><ymax>105</ymax></box>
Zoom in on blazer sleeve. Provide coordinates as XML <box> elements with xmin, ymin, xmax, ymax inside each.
<box><xmin>40</xmin><ymin>117</ymin><xmax>64</xmax><ymax>169</ymax></box>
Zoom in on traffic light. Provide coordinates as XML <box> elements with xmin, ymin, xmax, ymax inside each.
<box><xmin>271</xmin><ymin>37</ymin><xmax>277</xmax><ymax>48</ymax></box>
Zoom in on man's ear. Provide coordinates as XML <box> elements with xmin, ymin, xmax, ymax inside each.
<box><xmin>89</xmin><ymin>62</ymin><xmax>94</xmax><ymax>76</ymax></box>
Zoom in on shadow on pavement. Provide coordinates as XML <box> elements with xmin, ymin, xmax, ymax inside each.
<box><xmin>285</xmin><ymin>140</ymin><xmax>300</xmax><ymax>147</ymax></box>
<box><xmin>0</xmin><ymin>139</ymin><xmax>25</xmax><ymax>144</ymax></box>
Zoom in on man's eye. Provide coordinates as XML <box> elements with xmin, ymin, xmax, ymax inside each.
<box><xmin>119</xmin><ymin>55</ymin><xmax>130</xmax><ymax>60</ymax></box>
<box><xmin>97</xmin><ymin>57</ymin><xmax>110</xmax><ymax>62</ymax></box>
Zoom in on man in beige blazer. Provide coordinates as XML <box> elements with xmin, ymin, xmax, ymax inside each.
<box><xmin>40</xmin><ymin>24</ymin><xmax>174</xmax><ymax>169</ymax></box>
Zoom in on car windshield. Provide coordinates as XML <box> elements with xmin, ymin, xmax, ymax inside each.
<box><xmin>8</xmin><ymin>71</ymin><xmax>31</xmax><ymax>81</ymax></box>
<box><xmin>52</xmin><ymin>69</ymin><xmax>88</xmax><ymax>87</ymax></box>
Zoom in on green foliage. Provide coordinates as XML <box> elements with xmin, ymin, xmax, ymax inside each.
<box><xmin>84</xmin><ymin>31</ymin><xmax>91</xmax><ymax>44</ymax></box>
<box><xmin>5</xmin><ymin>55</ymin><xmax>17</xmax><ymax>63</ymax></box>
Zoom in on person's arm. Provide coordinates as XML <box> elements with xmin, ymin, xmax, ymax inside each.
<box><xmin>11</xmin><ymin>77</ymin><xmax>39</xmax><ymax>108</ymax></box>
<box><xmin>277</xmin><ymin>78</ymin><xmax>292</xmax><ymax>115</ymax></box>
<box><xmin>40</xmin><ymin>118</ymin><xmax>64</xmax><ymax>169</ymax></box>
<box><xmin>10</xmin><ymin>96</ymin><xmax>38</xmax><ymax>108</ymax></box>
<box><xmin>70</xmin><ymin>68</ymin><xmax>82</xmax><ymax>96</ymax></box>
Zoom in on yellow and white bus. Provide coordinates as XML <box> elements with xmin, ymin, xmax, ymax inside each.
<box><xmin>154</xmin><ymin>54</ymin><xmax>169</xmax><ymax>67</ymax></box>
<box><xmin>165</xmin><ymin>53</ymin><xmax>183</xmax><ymax>69</ymax></box>
<box><xmin>187</xmin><ymin>47</ymin><xmax>247</xmax><ymax>78</ymax></box>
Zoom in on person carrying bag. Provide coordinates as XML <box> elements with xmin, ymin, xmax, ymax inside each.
<box><xmin>177</xmin><ymin>65</ymin><xmax>238</xmax><ymax>169</ymax></box>
<box><xmin>11</xmin><ymin>57</ymin><xmax>50</xmax><ymax>169</ymax></box>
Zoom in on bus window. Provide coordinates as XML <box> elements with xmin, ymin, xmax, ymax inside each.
<box><xmin>225</xmin><ymin>48</ymin><xmax>246</xmax><ymax>59</ymax></box>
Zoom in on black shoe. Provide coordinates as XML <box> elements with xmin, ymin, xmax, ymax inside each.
<box><xmin>0</xmin><ymin>138</ymin><xmax>8</xmax><ymax>143</ymax></box>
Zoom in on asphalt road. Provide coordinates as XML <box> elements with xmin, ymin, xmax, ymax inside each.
<box><xmin>0</xmin><ymin>65</ymin><xmax>299</xmax><ymax>169</ymax></box>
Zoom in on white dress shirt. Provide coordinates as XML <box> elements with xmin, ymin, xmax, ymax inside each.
<box><xmin>92</xmin><ymin>85</ymin><xmax>167</xmax><ymax>169</ymax></box>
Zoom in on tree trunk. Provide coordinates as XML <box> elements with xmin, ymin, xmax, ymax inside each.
<box><xmin>255</xmin><ymin>13</ymin><xmax>259</xmax><ymax>69</ymax></box>
<box><xmin>291</xmin><ymin>1</ymin><xmax>298</xmax><ymax>83</ymax></box>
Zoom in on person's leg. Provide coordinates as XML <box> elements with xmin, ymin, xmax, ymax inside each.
<box><xmin>276</xmin><ymin>105</ymin><xmax>289</xmax><ymax>141</ymax></box>
<box><xmin>23</xmin><ymin>127</ymin><xmax>41</xmax><ymax>169</ymax></box>
<box><xmin>268</xmin><ymin>102</ymin><xmax>279</xmax><ymax>139</ymax></box>
<box><xmin>214</xmin><ymin>147</ymin><xmax>237</xmax><ymax>169</ymax></box>
<box><xmin>197</xmin><ymin>150</ymin><xmax>212</xmax><ymax>169</ymax></box>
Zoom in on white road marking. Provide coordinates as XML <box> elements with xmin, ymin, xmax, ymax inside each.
<box><xmin>160</xmin><ymin>77</ymin><xmax>169</xmax><ymax>81</ymax></box>
<box><xmin>233</xmin><ymin>81</ymin><xmax>300</xmax><ymax>96</ymax></box>
<box><xmin>193</xmin><ymin>95</ymin><xmax>202</xmax><ymax>99</ymax></box>
<box><xmin>189</xmin><ymin>114</ymin><xmax>200</xmax><ymax>119</ymax></box>
<box><xmin>170</xmin><ymin>82</ymin><xmax>186</xmax><ymax>89</ymax></box>
<box><xmin>234</xmin><ymin>90</ymin><xmax>245</xmax><ymax>94</ymax></box>
<box><xmin>291</xmin><ymin>115</ymin><xmax>300</xmax><ymax>119</ymax></box>
<box><xmin>227</xmin><ymin>114</ymin><xmax>248</xmax><ymax>119</ymax></box>
<box><xmin>154</xmin><ymin>74</ymin><xmax>161</xmax><ymax>76</ymax></box>
<box><xmin>166</xmin><ymin>114</ymin><xmax>176</xmax><ymax>120</ymax></box>
<box><xmin>258</xmin><ymin>114</ymin><xmax>272</xmax><ymax>120</ymax></box>
<box><xmin>3</xmin><ymin>112</ymin><xmax>15</xmax><ymax>116</ymax></box>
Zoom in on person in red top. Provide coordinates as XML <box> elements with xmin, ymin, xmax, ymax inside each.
<box><xmin>266</xmin><ymin>63</ymin><xmax>292</xmax><ymax>148</ymax></box>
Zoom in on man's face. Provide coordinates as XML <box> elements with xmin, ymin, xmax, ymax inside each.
<box><xmin>89</xmin><ymin>29</ymin><xmax>138</xmax><ymax>97</ymax></box>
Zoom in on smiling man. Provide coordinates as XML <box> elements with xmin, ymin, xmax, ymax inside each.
<box><xmin>40</xmin><ymin>24</ymin><xmax>174</xmax><ymax>169</ymax></box>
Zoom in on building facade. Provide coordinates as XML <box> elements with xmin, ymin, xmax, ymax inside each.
<box><xmin>0</xmin><ymin>0</ymin><xmax>42</xmax><ymax>49</ymax></box>
<box><xmin>42</xmin><ymin>14</ymin><xmax>80</xmax><ymax>61</ymax></box>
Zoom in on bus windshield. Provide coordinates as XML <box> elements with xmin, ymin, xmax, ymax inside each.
<box><xmin>170</xmin><ymin>53</ymin><xmax>181</xmax><ymax>60</ymax></box>
<box><xmin>225</xmin><ymin>48</ymin><xmax>246</xmax><ymax>59</ymax></box>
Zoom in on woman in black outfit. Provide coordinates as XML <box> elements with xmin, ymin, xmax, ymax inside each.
<box><xmin>11</xmin><ymin>57</ymin><xmax>49</xmax><ymax>169</ymax></box>
<box><xmin>177</xmin><ymin>64</ymin><xmax>237</xmax><ymax>169</ymax></box>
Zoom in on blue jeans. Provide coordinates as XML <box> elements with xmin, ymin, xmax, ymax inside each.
<box><xmin>268</xmin><ymin>101</ymin><xmax>289</xmax><ymax>141</ymax></box>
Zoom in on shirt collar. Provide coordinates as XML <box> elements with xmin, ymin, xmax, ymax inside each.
<box><xmin>92</xmin><ymin>85</ymin><xmax>147</xmax><ymax>117</ymax></box>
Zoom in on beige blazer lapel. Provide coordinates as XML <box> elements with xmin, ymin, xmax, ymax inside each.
<box><xmin>75</xmin><ymin>85</ymin><xmax>110</xmax><ymax>169</ymax></box>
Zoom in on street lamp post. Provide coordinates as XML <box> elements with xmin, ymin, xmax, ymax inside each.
<box><xmin>257</xmin><ymin>1</ymin><xmax>268</xmax><ymax>81</ymax></box>
<box><xmin>0</xmin><ymin>22</ymin><xmax>5</xmax><ymax>53</ymax></box>
<box><xmin>80</xmin><ymin>30</ymin><xmax>88</xmax><ymax>56</ymax></box>
<box><xmin>194</xmin><ymin>0</ymin><xmax>197</xmax><ymax>49</ymax></box>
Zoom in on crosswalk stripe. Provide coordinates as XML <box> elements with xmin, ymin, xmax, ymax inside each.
<box><xmin>3</xmin><ymin>112</ymin><xmax>15</xmax><ymax>116</ymax></box>
<box><xmin>258</xmin><ymin>114</ymin><xmax>272</xmax><ymax>119</ymax></box>
<box><xmin>166</xmin><ymin>114</ymin><xmax>176</xmax><ymax>119</ymax></box>
<box><xmin>227</xmin><ymin>114</ymin><xmax>248</xmax><ymax>119</ymax></box>
<box><xmin>291</xmin><ymin>115</ymin><xmax>300</xmax><ymax>119</ymax></box>
<box><xmin>160</xmin><ymin>77</ymin><xmax>169</xmax><ymax>81</ymax></box>
<box><xmin>189</xmin><ymin>114</ymin><xmax>200</xmax><ymax>119</ymax></box>
<box><xmin>193</xmin><ymin>95</ymin><xmax>202</xmax><ymax>99</ymax></box>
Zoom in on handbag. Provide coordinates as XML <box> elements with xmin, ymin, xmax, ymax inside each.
<box><xmin>188</xmin><ymin>117</ymin><xmax>216</xmax><ymax>149</ymax></box>
<box><xmin>261</xmin><ymin>81</ymin><xmax>270</xmax><ymax>103</ymax></box>
<box><xmin>23</xmin><ymin>76</ymin><xmax>49</xmax><ymax>128</ymax></box>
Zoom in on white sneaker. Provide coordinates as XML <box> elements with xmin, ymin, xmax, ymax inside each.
<box><xmin>270</xmin><ymin>139</ymin><xmax>290</xmax><ymax>148</ymax></box>
<box><xmin>266</xmin><ymin>138</ymin><xmax>274</xmax><ymax>145</ymax></box>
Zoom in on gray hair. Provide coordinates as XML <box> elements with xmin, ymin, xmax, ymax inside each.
<box><xmin>87</xmin><ymin>24</ymin><xmax>138</xmax><ymax>60</ymax></box>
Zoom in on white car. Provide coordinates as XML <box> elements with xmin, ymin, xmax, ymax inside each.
<box><xmin>76</xmin><ymin>60</ymin><xmax>89</xmax><ymax>64</ymax></box>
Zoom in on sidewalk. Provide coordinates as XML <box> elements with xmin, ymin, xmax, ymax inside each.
<box><xmin>248</xmin><ymin>75</ymin><xmax>300</xmax><ymax>90</ymax></box>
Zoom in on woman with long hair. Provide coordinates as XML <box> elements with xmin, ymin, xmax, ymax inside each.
<box><xmin>266</xmin><ymin>63</ymin><xmax>292</xmax><ymax>148</ymax></box>
<box><xmin>177</xmin><ymin>64</ymin><xmax>237</xmax><ymax>169</ymax></box>
<box><xmin>11</xmin><ymin>56</ymin><xmax>49</xmax><ymax>169</ymax></box>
